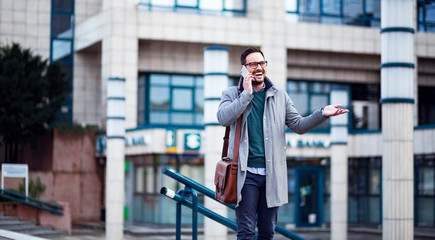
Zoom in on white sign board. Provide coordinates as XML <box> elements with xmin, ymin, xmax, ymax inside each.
<box><xmin>1</xmin><ymin>164</ymin><xmax>28</xmax><ymax>197</ymax></box>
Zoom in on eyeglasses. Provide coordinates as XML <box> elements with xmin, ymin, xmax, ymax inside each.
<box><xmin>244</xmin><ymin>61</ymin><xmax>268</xmax><ymax>69</ymax></box>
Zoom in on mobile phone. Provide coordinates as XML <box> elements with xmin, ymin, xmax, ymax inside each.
<box><xmin>241</xmin><ymin>65</ymin><xmax>249</xmax><ymax>78</ymax></box>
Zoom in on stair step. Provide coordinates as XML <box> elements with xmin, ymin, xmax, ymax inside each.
<box><xmin>0</xmin><ymin>216</ymin><xmax>19</xmax><ymax>222</ymax></box>
<box><xmin>15</xmin><ymin>226</ymin><xmax>52</xmax><ymax>233</ymax></box>
<box><xmin>34</xmin><ymin>230</ymin><xmax>68</xmax><ymax>238</ymax></box>
<box><xmin>0</xmin><ymin>212</ymin><xmax>67</xmax><ymax>239</ymax></box>
<box><xmin>0</xmin><ymin>221</ymin><xmax>36</xmax><ymax>229</ymax></box>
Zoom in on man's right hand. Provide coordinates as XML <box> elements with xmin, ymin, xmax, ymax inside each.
<box><xmin>243</xmin><ymin>73</ymin><xmax>254</xmax><ymax>94</ymax></box>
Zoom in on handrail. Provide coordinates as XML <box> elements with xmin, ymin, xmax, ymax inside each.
<box><xmin>161</xmin><ymin>167</ymin><xmax>305</xmax><ymax>240</ymax></box>
<box><xmin>0</xmin><ymin>189</ymin><xmax>63</xmax><ymax>215</ymax></box>
<box><xmin>162</xmin><ymin>166</ymin><xmax>235</xmax><ymax>209</ymax></box>
<box><xmin>161</xmin><ymin>187</ymin><xmax>237</xmax><ymax>231</ymax></box>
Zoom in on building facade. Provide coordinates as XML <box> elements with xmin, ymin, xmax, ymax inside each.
<box><xmin>1</xmin><ymin>0</ymin><xmax>435</xmax><ymax>231</ymax></box>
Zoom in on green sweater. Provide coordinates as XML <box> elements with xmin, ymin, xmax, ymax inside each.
<box><xmin>247</xmin><ymin>90</ymin><xmax>266</xmax><ymax>168</ymax></box>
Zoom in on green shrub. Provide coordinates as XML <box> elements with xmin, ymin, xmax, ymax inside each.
<box><xmin>18</xmin><ymin>176</ymin><xmax>46</xmax><ymax>199</ymax></box>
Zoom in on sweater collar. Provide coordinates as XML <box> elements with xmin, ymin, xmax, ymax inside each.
<box><xmin>237</xmin><ymin>76</ymin><xmax>274</xmax><ymax>93</ymax></box>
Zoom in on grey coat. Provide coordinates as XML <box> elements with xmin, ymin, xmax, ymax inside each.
<box><xmin>216</xmin><ymin>77</ymin><xmax>327</xmax><ymax>207</ymax></box>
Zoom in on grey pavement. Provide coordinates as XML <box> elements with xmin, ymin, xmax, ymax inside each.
<box><xmin>47</xmin><ymin>223</ymin><xmax>435</xmax><ymax>240</ymax></box>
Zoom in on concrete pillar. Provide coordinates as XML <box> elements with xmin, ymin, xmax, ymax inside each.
<box><xmin>330</xmin><ymin>89</ymin><xmax>349</xmax><ymax>240</ymax></box>
<box><xmin>260</xmin><ymin>0</ymin><xmax>287</xmax><ymax>90</ymax></box>
<box><xmin>105</xmin><ymin>77</ymin><xmax>126</xmax><ymax>240</ymax></box>
<box><xmin>102</xmin><ymin>0</ymin><xmax>137</xmax><ymax>239</ymax></box>
<box><xmin>203</xmin><ymin>46</ymin><xmax>229</xmax><ymax>240</ymax></box>
<box><xmin>380</xmin><ymin>1</ymin><xmax>415</xmax><ymax>239</ymax></box>
<box><xmin>101</xmin><ymin>0</ymin><xmax>138</xmax><ymax>129</ymax></box>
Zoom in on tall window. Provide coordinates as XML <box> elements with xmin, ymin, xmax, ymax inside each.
<box><xmin>418</xmin><ymin>0</ymin><xmax>435</xmax><ymax>32</ymax></box>
<box><xmin>418</xmin><ymin>86</ymin><xmax>435</xmax><ymax>126</ymax></box>
<box><xmin>51</xmin><ymin>0</ymin><xmax>74</xmax><ymax>123</ymax></box>
<box><xmin>138</xmin><ymin>73</ymin><xmax>204</xmax><ymax>127</ymax></box>
<box><xmin>348</xmin><ymin>157</ymin><xmax>381</xmax><ymax>224</ymax></box>
<box><xmin>415</xmin><ymin>155</ymin><xmax>435</xmax><ymax>227</ymax></box>
<box><xmin>351</xmin><ymin>83</ymin><xmax>381</xmax><ymax>131</ymax></box>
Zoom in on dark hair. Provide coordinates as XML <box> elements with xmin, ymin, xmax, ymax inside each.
<box><xmin>240</xmin><ymin>47</ymin><xmax>264</xmax><ymax>65</ymax></box>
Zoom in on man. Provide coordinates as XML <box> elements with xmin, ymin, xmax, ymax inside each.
<box><xmin>217</xmin><ymin>47</ymin><xmax>348</xmax><ymax>239</ymax></box>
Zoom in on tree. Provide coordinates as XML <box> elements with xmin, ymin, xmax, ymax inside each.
<box><xmin>0</xmin><ymin>43</ymin><xmax>70</xmax><ymax>163</ymax></box>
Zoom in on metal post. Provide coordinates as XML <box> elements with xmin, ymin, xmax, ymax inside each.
<box><xmin>176</xmin><ymin>189</ymin><xmax>183</xmax><ymax>240</ymax></box>
<box><xmin>175</xmin><ymin>187</ymin><xmax>198</xmax><ymax>240</ymax></box>
<box><xmin>188</xmin><ymin>187</ymin><xmax>198</xmax><ymax>240</ymax></box>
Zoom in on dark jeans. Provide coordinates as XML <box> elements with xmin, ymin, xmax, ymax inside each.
<box><xmin>236</xmin><ymin>171</ymin><xmax>279</xmax><ymax>240</ymax></box>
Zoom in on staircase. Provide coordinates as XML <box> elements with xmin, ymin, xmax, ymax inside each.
<box><xmin>0</xmin><ymin>213</ymin><xmax>67</xmax><ymax>238</ymax></box>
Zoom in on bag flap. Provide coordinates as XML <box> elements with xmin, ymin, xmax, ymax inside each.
<box><xmin>214</xmin><ymin>160</ymin><xmax>230</xmax><ymax>188</ymax></box>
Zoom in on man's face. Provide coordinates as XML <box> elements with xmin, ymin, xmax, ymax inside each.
<box><xmin>245</xmin><ymin>52</ymin><xmax>267</xmax><ymax>84</ymax></box>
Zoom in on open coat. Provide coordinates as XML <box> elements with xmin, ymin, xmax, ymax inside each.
<box><xmin>217</xmin><ymin>77</ymin><xmax>327</xmax><ymax>207</ymax></box>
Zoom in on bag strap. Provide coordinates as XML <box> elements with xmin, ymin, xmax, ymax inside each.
<box><xmin>221</xmin><ymin>115</ymin><xmax>242</xmax><ymax>166</ymax></box>
<box><xmin>221</xmin><ymin>90</ymin><xmax>243</xmax><ymax>168</ymax></box>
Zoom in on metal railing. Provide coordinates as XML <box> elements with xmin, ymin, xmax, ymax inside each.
<box><xmin>160</xmin><ymin>166</ymin><xmax>305</xmax><ymax>240</ymax></box>
<box><xmin>0</xmin><ymin>189</ymin><xmax>64</xmax><ymax>215</ymax></box>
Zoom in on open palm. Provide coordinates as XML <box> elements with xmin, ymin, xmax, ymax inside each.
<box><xmin>323</xmin><ymin>104</ymin><xmax>349</xmax><ymax>117</ymax></box>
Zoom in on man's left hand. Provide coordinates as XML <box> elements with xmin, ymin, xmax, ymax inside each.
<box><xmin>323</xmin><ymin>104</ymin><xmax>349</xmax><ymax>117</ymax></box>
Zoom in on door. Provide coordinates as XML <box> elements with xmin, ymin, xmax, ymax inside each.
<box><xmin>295</xmin><ymin>166</ymin><xmax>324</xmax><ymax>227</ymax></box>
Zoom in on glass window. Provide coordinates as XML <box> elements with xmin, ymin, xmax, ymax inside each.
<box><xmin>224</xmin><ymin>0</ymin><xmax>245</xmax><ymax>11</ymax></box>
<box><xmin>52</xmin><ymin>40</ymin><xmax>72</xmax><ymax>62</ymax></box>
<box><xmin>52</xmin><ymin>14</ymin><xmax>73</xmax><ymax>38</ymax></box>
<box><xmin>199</xmin><ymin>0</ymin><xmax>223</xmax><ymax>11</ymax></box>
<box><xmin>291</xmin><ymin>93</ymin><xmax>309</xmax><ymax>116</ymax></box>
<box><xmin>288</xmin><ymin>80</ymin><xmax>338</xmax><ymax>130</ymax></box>
<box><xmin>300</xmin><ymin>0</ymin><xmax>320</xmax><ymax>14</ymax></box>
<box><xmin>418</xmin><ymin>0</ymin><xmax>435</xmax><ymax>32</ymax></box>
<box><xmin>139</xmin><ymin>73</ymin><xmax>204</xmax><ymax>127</ymax></box>
<box><xmin>151</xmin><ymin>0</ymin><xmax>174</xmax><ymax>7</ymax></box>
<box><xmin>418</xmin><ymin>167</ymin><xmax>434</xmax><ymax>196</ymax></box>
<box><xmin>50</xmin><ymin>0</ymin><xmax>74</xmax><ymax>124</ymax></box>
<box><xmin>286</xmin><ymin>0</ymin><xmax>298</xmax><ymax>12</ymax></box>
<box><xmin>138</xmin><ymin>76</ymin><xmax>146</xmax><ymax>125</ymax></box>
<box><xmin>177</xmin><ymin>0</ymin><xmax>197</xmax><ymax>7</ymax></box>
<box><xmin>150</xmin><ymin>86</ymin><xmax>169</xmax><ymax>110</ymax></box>
<box><xmin>415</xmin><ymin>155</ymin><xmax>435</xmax><ymax>227</ymax></box>
<box><xmin>348</xmin><ymin>157</ymin><xmax>381</xmax><ymax>224</ymax></box>
<box><xmin>172</xmin><ymin>75</ymin><xmax>194</xmax><ymax>87</ymax></box>
<box><xmin>195</xmin><ymin>88</ymin><xmax>204</xmax><ymax>112</ymax></box>
<box><xmin>417</xmin><ymin>197</ymin><xmax>435</xmax><ymax>227</ymax></box>
<box><xmin>418</xmin><ymin>86</ymin><xmax>435</xmax><ymax>125</ymax></box>
<box><xmin>150</xmin><ymin>74</ymin><xmax>170</xmax><ymax>85</ymax></box>
<box><xmin>322</xmin><ymin>0</ymin><xmax>341</xmax><ymax>15</ymax></box>
<box><xmin>310</xmin><ymin>95</ymin><xmax>328</xmax><ymax>112</ymax></box>
<box><xmin>288</xmin><ymin>81</ymin><xmax>309</xmax><ymax>115</ymax></box>
<box><xmin>172</xmin><ymin>88</ymin><xmax>193</xmax><ymax>110</ymax></box>
<box><xmin>150</xmin><ymin>112</ymin><xmax>169</xmax><ymax>124</ymax></box>
<box><xmin>286</xmin><ymin>0</ymin><xmax>383</xmax><ymax>28</ymax></box>
<box><xmin>351</xmin><ymin>83</ymin><xmax>380</xmax><ymax>131</ymax></box>
<box><xmin>343</xmin><ymin>0</ymin><xmax>363</xmax><ymax>25</ymax></box>
<box><xmin>53</xmin><ymin>0</ymin><xmax>73</xmax><ymax>12</ymax></box>
<box><xmin>369</xmin><ymin>158</ymin><xmax>381</xmax><ymax>194</ymax></box>
<box><xmin>141</xmin><ymin>0</ymin><xmax>245</xmax><ymax>15</ymax></box>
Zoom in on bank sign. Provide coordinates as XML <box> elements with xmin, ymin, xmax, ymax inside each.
<box><xmin>286</xmin><ymin>134</ymin><xmax>330</xmax><ymax>148</ymax></box>
<box><xmin>184</xmin><ymin>133</ymin><xmax>201</xmax><ymax>151</ymax></box>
